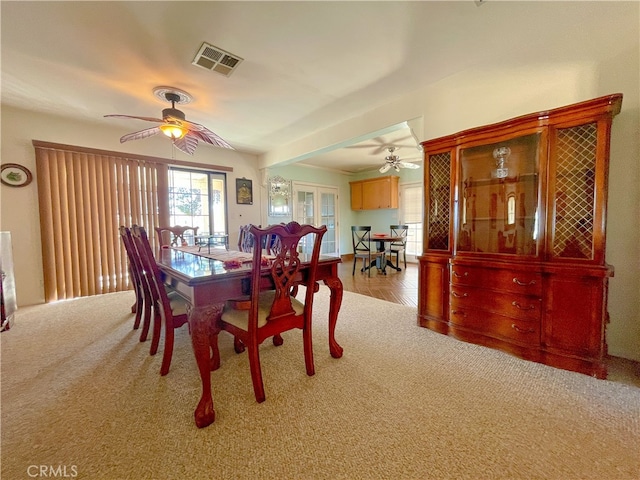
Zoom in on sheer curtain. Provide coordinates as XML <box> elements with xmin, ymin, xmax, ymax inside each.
<box><xmin>33</xmin><ymin>141</ymin><xmax>169</xmax><ymax>302</ymax></box>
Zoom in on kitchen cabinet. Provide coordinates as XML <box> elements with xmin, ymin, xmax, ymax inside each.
<box><xmin>418</xmin><ymin>93</ymin><xmax>622</xmax><ymax>378</ymax></box>
<box><xmin>349</xmin><ymin>175</ymin><xmax>399</xmax><ymax>210</ymax></box>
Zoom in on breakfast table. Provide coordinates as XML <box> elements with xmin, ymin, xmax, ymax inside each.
<box><xmin>366</xmin><ymin>233</ymin><xmax>404</xmax><ymax>273</ymax></box>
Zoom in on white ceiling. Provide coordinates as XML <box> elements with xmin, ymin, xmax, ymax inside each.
<box><xmin>1</xmin><ymin>1</ymin><xmax>636</xmax><ymax>174</ymax></box>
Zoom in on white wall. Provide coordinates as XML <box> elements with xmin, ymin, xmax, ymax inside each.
<box><xmin>0</xmin><ymin>108</ymin><xmax>262</xmax><ymax>306</ymax></box>
<box><xmin>257</xmin><ymin>14</ymin><xmax>640</xmax><ymax>361</ymax></box>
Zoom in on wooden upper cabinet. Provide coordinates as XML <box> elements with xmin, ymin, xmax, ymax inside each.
<box><xmin>350</xmin><ymin>175</ymin><xmax>399</xmax><ymax>210</ymax></box>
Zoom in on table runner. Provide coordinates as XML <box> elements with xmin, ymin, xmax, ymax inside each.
<box><xmin>172</xmin><ymin>246</ymin><xmax>254</xmax><ymax>263</ymax></box>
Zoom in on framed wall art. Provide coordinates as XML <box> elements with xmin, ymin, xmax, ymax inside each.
<box><xmin>236</xmin><ymin>178</ymin><xmax>253</xmax><ymax>205</ymax></box>
<box><xmin>1</xmin><ymin>164</ymin><xmax>33</xmax><ymax>187</ymax></box>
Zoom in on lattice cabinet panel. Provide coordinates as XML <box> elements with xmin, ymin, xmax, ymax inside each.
<box><xmin>553</xmin><ymin>123</ymin><xmax>598</xmax><ymax>259</ymax></box>
<box><xmin>427</xmin><ymin>152</ymin><xmax>451</xmax><ymax>250</ymax></box>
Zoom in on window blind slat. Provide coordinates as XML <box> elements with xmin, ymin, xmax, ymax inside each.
<box><xmin>34</xmin><ymin>144</ymin><xmax>165</xmax><ymax>302</ymax></box>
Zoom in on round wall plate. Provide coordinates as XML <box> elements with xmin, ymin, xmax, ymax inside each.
<box><xmin>1</xmin><ymin>163</ymin><xmax>33</xmax><ymax>187</ymax></box>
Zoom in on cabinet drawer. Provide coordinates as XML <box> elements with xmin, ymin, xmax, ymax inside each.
<box><xmin>450</xmin><ymin>285</ymin><xmax>541</xmax><ymax>321</ymax></box>
<box><xmin>449</xmin><ymin>307</ymin><xmax>540</xmax><ymax>345</ymax></box>
<box><xmin>450</xmin><ymin>265</ymin><xmax>542</xmax><ymax>296</ymax></box>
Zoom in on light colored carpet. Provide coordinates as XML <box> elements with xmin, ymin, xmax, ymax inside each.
<box><xmin>1</xmin><ymin>288</ymin><xmax>639</xmax><ymax>480</ymax></box>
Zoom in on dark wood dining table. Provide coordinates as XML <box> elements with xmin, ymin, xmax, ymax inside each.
<box><xmin>157</xmin><ymin>247</ymin><xmax>344</xmax><ymax>428</ymax></box>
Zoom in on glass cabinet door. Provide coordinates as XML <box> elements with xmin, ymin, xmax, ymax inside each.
<box><xmin>457</xmin><ymin>133</ymin><xmax>541</xmax><ymax>256</ymax></box>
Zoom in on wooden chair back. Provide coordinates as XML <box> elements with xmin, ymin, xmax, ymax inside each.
<box><xmin>237</xmin><ymin>224</ymin><xmax>256</xmax><ymax>252</ymax></box>
<box><xmin>119</xmin><ymin>226</ymin><xmax>151</xmax><ymax>339</ymax></box>
<box><xmin>389</xmin><ymin>225</ymin><xmax>408</xmax><ymax>248</ymax></box>
<box><xmin>131</xmin><ymin>225</ymin><xmax>189</xmax><ymax>376</ymax></box>
<box><xmin>155</xmin><ymin>225</ymin><xmax>199</xmax><ymax>248</ymax></box>
<box><xmin>217</xmin><ymin>221</ymin><xmax>327</xmax><ymax>402</ymax></box>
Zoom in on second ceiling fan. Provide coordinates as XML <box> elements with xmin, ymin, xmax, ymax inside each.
<box><xmin>379</xmin><ymin>147</ymin><xmax>420</xmax><ymax>173</ymax></box>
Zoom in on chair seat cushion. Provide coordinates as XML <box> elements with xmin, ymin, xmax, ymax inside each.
<box><xmin>221</xmin><ymin>291</ymin><xmax>304</xmax><ymax>330</ymax></box>
<box><xmin>167</xmin><ymin>290</ymin><xmax>189</xmax><ymax>316</ymax></box>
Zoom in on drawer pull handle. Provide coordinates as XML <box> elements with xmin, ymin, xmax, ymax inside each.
<box><xmin>452</xmin><ymin>271</ymin><xmax>468</xmax><ymax>278</ymax></box>
<box><xmin>513</xmin><ymin>277</ymin><xmax>536</xmax><ymax>286</ymax></box>
<box><xmin>512</xmin><ymin>301</ymin><xmax>535</xmax><ymax>310</ymax></box>
<box><xmin>451</xmin><ymin>291</ymin><xmax>469</xmax><ymax>298</ymax></box>
<box><xmin>511</xmin><ymin>324</ymin><xmax>535</xmax><ymax>334</ymax></box>
<box><xmin>451</xmin><ymin>310</ymin><xmax>467</xmax><ymax>318</ymax></box>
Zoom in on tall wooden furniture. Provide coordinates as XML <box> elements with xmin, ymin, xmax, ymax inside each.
<box><xmin>350</xmin><ymin>175</ymin><xmax>399</xmax><ymax>210</ymax></box>
<box><xmin>418</xmin><ymin>94</ymin><xmax>622</xmax><ymax>378</ymax></box>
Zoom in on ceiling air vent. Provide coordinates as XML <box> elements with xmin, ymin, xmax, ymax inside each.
<box><xmin>192</xmin><ymin>42</ymin><xmax>243</xmax><ymax>77</ymax></box>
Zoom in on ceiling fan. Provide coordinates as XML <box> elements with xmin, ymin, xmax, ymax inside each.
<box><xmin>346</xmin><ymin>133</ymin><xmax>417</xmax><ymax>155</ymax></box>
<box><xmin>379</xmin><ymin>146</ymin><xmax>420</xmax><ymax>173</ymax></box>
<box><xmin>105</xmin><ymin>86</ymin><xmax>233</xmax><ymax>155</ymax></box>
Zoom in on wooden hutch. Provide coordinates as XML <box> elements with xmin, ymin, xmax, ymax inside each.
<box><xmin>418</xmin><ymin>94</ymin><xmax>622</xmax><ymax>378</ymax></box>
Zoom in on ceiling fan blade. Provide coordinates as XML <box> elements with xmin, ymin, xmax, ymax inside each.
<box><xmin>379</xmin><ymin>163</ymin><xmax>392</xmax><ymax>173</ymax></box>
<box><xmin>105</xmin><ymin>114</ymin><xmax>165</xmax><ymax>123</ymax></box>
<box><xmin>186</xmin><ymin>124</ymin><xmax>234</xmax><ymax>149</ymax></box>
<box><xmin>173</xmin><ymin>135</ymin><xmax>199</xmax><ymax>155</ymax></box>
<box><xmin>398</xmin><ymin>161</ymin><xmax>420</xmax><ymax>169</ymax></box>
<box><xmin>119</xmin><ymin>126</ymin><xmax>161</xmax><ymax>143</ymax></box>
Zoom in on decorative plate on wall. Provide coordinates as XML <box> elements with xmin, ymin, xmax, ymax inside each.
<box><xmin>1</xmin><ymin>163</ymin><xmax>33</xmax><ymax>187</ymax></box>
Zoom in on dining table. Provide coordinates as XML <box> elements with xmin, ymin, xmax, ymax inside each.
<box><xmin>157</xmin><ymin>246</ymin><xmax>344</xmax><ymax>428</ymax></box>
<box><xmin>364</xmin><ymin>234</ymin><xmax>404</xmax><ymax>274</ymax></box>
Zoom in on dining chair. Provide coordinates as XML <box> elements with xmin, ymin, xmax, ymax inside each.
<box><xmin>351</xmin><ymin>226</ymin><xmax>385</xmax><ymax>277</ymax></box>
<box><xmin>237</xmin><ymin>224</ymin><xmax>258</xmax><ymax>252</ymax></box>
<box><xmin>387</xmin><ymin>224</ymin><xmax>409</xmax><ymax>270</ymax></box>
<box><xmin>214</xmin><ymin>221</ymin><xmax>327</xmax><ymax>403</ymax></box>
<box><xmin>119</xmin><ymin>226</ymin><xmax>152</xmax><ymax>342</ymax></box>
<box><xmin>155</xmin><ymin>225</ymin><xmax>199</xmax><ymax>248</ymax></box>
<box><xmin>131</xmin><ymin>225</ymin><xmax>191</xmax><ymax>376</ymax></box>
<box><xmin>236</xmin><ymin>223</ymin><xmax>283</xmax><ymax>351</ymax></box>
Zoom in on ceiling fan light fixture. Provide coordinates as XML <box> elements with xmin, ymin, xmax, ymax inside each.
<box><xmin>159</xmin><ymin>123</ymin><xmax>187</xmax><ymax>139</ymax></box>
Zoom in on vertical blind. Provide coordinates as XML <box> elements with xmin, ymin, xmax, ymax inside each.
<box><xmin>34</xmin><ymin>141</ymin><xmax>169</xmax><ymax>302</ymax></box>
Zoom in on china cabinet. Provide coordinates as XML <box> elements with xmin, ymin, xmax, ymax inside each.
<box><xmin>418</xmin><ymin>94</ymin><xmax>622</xmax><ymax>378</ymax></box>
<box><xmin>349</xmin><ymin>175</ymin><xmax>399</xmax><ymax>210</ymax></box>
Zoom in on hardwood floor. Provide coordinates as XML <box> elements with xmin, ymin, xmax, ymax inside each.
<box><xmin>336</xmin><ymin>257</ymin><xmax>640</xmax><ymax>387</ymax></box>
<box><xmin>337</xmin><ymin>257</ymin><xmax>419</xmax><ymax>307</ymax></box>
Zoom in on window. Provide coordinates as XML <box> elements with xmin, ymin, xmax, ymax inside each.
<box><xmin>168</xmin><ymin>168</ymin><xmax>227</xmax><ymax>239</ymax></box>
<box><xmin>400</xmin><ymin>183</ymin><xmax>423</xmax><ymax>258</ymax></box>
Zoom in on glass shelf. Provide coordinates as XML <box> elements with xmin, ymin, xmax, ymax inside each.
<box><xmin>457</xmin><ymin>133</ymin><xmax>541</xmax><ymax>256</ymax></box>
